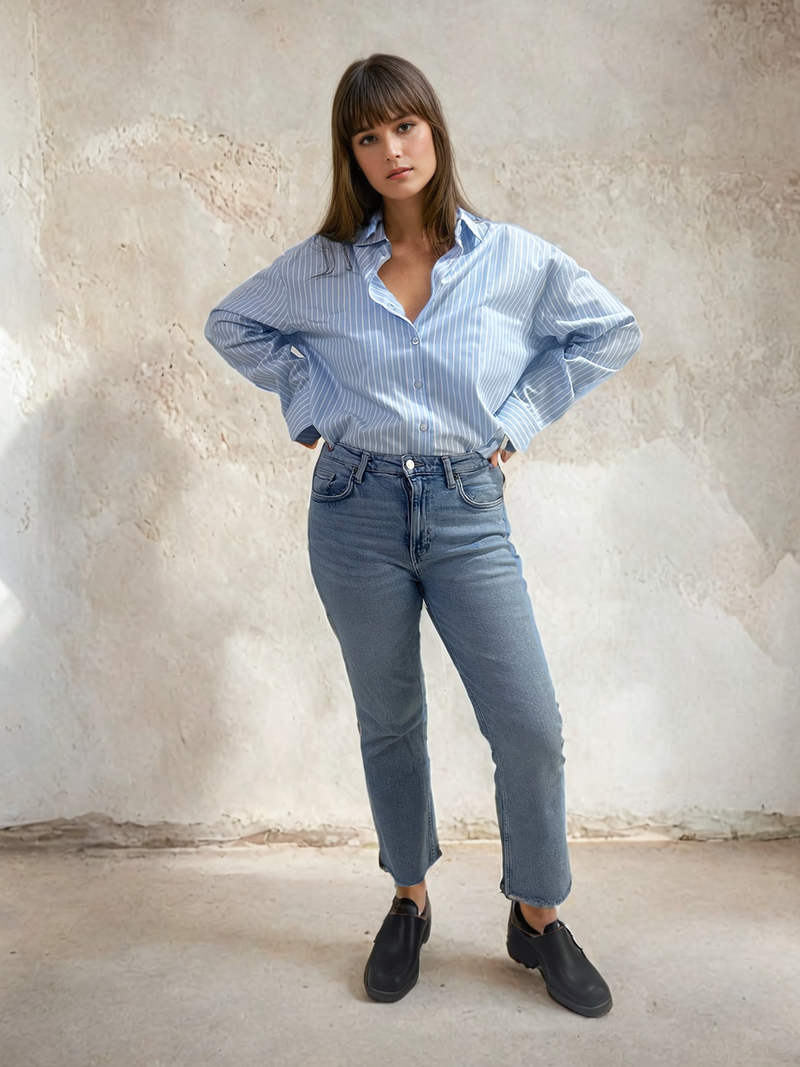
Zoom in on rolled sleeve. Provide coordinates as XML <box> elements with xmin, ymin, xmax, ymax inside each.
<box><xmin>494</xmin><ymin>395</ymin><xmax>541</xmax><ymax>454</ymax></box>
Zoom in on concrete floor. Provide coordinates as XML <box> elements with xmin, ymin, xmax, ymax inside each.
<box><xmin>1</xmin><ymin>840</ymin><xmax>798</xmax><ymax>1067</ymax></box>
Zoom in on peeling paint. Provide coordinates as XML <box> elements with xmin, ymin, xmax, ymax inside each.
<box><xmin>63</xmin><ymin>117</ymin><xmax>293</xmax><ymax>239</ymax></box>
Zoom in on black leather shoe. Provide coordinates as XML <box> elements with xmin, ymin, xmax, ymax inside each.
<box><xmin>507</xmin><ymin>902</ymin><xmax>613</xmax><ymax>1017</ymax></box>
<box><xmin>364</xmin><ymin>894</ymin><xmax>431</xmax><ymax>1003</ymax></box>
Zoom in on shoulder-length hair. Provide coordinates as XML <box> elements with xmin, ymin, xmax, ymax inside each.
<box><xmin>317</xmin><ymin>54</ymin><xmax>479</xmax><ymax>259</ymax></box>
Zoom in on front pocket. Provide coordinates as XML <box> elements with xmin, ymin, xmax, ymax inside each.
<box><xmin>454</xmin><ymin>466</ymin><xmax>505</xmax><ymax>509</ymax></box>
<box><xmin>310</xmin><ymin>464</ymin><xmax>355</xmax><ymax>502</ymax></box>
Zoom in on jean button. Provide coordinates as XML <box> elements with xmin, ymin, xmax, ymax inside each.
<box><xmin>405</xmin><ymin>458</ymin><xmax>415</xmax><ymax>470</ymax></box>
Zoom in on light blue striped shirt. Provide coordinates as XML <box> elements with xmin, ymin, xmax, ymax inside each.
<box><xmin>205</xmin><ymin>207</ymin><xmax>641</xmax><ymax>456</ymax></box>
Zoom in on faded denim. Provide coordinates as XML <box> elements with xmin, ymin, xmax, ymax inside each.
<box><xmin>307</xmin><ymin>442</ymin><xmax>572</xmax><ymax>908</ymax></box>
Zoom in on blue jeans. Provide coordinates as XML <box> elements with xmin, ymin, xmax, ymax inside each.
<box><xmin>307</xmin><ymin>443</ymin><xmax>572</xmax><ymax>908</ymax></box>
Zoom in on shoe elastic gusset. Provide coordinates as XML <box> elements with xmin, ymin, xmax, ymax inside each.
<box><xmin>507</xmin><ymin>902</ymin><xmax>613</xmax><ymax>1018</ymax></box>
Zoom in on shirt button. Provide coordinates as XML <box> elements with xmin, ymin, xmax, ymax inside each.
<box><xmin>414</xmin><ymin>380</ymin><xmax>422</xmax><ymax>389</ymax></box>
<box><xmin>419</xmin><ymin>422</ymin><xmax>428</xmax><ymax>431</ymax></box>
<box><xmin>405</xmin><ymin>458</ymin><xmax>415</xmax><ymax>470</ymax></box>
<box><xmin>412</xmin><ymin>337</ymin><xmax>420</xmax><ymax>345</ymax></box>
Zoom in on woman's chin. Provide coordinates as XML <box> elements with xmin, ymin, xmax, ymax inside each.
<box><xmin>380</xmin><ymin>180</ymin><xmax>432</xmax><ymax>203</ymax></box>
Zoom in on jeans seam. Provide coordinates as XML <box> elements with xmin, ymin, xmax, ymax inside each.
<box><xmin>422</xmin><ymin>597</ymin><xmax>514</xmax><ymax>894</ymax></box>
<box><xmin>462</xmin><ymin>675</ymin><xmax>513</xmax><ymax>900</ymax></box>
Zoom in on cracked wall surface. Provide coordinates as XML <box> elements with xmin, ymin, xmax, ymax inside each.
<box><xmin>1</xmin><ymin>0</ymin><xmax>798</xmax><ymax>841</ymax></box>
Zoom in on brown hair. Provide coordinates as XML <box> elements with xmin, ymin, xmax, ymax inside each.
<box><xmin>317</xmin><ymin>54</ymin><xmax>479</xmax><ymax>258</ymax></box>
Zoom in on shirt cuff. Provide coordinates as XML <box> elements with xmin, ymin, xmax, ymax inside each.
<box><xmin>295</xmin><ymin>424</ymin><xmax>321</xmax><ymax>445</ymax></box>
<box><xmin>285</xmin><ymin>388</ymin><xmax>314</xmax><ymax>442</ymax></box>
<box><xmin>494</xmin><ymin>395</ymin><xmax>540</xmax><ymax>453</ymax></box>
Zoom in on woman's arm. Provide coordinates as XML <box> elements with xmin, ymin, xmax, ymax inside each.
<box><xmin>205</xmin><ymin>258</ymin><xmax>320</xmax><ymax>445</ymax></box>
<box><xmin>494</xmin><ymin>251</ymin><xmax>642</xmax><ymax>452</ymax></box>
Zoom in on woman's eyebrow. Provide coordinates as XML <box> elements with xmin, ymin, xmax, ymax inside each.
<box><xmin>352</xmin><ymin>113</ymin><xmax>413</xmax><ymax>137</ymax></box>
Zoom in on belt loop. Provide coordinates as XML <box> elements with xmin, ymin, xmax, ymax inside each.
<box><xmin>441</xmin><ymin>455</ymin><xmax>456</xmax><ymax>489</ymax></box>
<box><xmin>354</xmin><ymin>450</ymin><xmax>370</xmax><ymax>484</ymax></box>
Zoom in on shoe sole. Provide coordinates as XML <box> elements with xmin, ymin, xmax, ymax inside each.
<box><xmin>364</xmin><ymin>916</ymin><xmax>431</xmax><ymax>1003</ymax></box>
<box><xmin>507</xmin><ymin>926</ymin><xmax>613</xmax><ymax>1019</ymax></box>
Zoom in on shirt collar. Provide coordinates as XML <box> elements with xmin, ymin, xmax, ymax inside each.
<box><xmin>455</xmin><ymin>208</ymin><xmax>488</xmax><ymax>245</ymax></box>
<box><xmin>354</xmin><ymin>211</ymin><xmax>386</xmax><ymax>246</ymax></box>
<box><xmin>354</xmin><ymin>206</ymin><xmax>487</xmax><ymax>248</ymax></box>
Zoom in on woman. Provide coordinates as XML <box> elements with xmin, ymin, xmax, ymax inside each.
<box><xmin>205</xmin><ymin>53</ymin><xmax>641</xmax><ymax>1016</ymax></box>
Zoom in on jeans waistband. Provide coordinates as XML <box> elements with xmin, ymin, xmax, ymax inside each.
<box><xmin>321</xmin><ymin>442</ymin><xmax>492</xmax><ymax>488</ymax></box>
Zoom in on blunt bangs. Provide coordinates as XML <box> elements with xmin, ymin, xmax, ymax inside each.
<box><xmin>335</xmin><ymin>62</ymin><xmax>438</xmax><ymax>144</ymax></box>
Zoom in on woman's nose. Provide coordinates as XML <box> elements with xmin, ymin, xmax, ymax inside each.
<box><xmin>385</xmin><ymin>137</ymin><xmax>401</xmax><ymax>159</ymax></box>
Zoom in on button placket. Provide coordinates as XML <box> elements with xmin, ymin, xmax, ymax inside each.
<box><xmin>411</xmin><ymin>332</ymin><xmax>425</xmax><ymax>429</ymax></box>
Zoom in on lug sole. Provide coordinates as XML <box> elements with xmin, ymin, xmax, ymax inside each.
<box><xmin>507</xmin><ymin>924</ymin><xmax>613</xmax><ymax>1019</ymax></box>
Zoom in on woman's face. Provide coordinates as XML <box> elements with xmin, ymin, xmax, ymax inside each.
<box><xmin>350</xmin><ymin>114</ymin><xmax>437</xmax><ymax>203</ymax></box>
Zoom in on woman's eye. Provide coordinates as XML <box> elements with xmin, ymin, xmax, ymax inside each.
<box><xmin>398</xmin><ymin>122</ymin><xmax>414</xmax><ymax>132</ymax></box>
<box><xmin>360</xmin><ymin>134</ymin><xmax>377</xmax><ymax>145</ymax></box>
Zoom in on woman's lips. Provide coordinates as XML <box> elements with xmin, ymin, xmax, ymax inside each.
<box><xmin>387</xmin><ymin>167</ymin><xmax>412</xmax><ymax>179</ymax></box>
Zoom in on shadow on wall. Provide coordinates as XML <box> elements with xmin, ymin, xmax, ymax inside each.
<box><xmin>0</xmin><ymin>366</ymin><xmax>241</xmax><ymax>831</ymax></box>
<box><xmin>0</xmin><ymin>94</ymin><xmax>320</xmax><ymax>835</ymax></box>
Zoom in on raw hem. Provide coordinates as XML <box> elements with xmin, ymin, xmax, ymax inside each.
<box><xmin>379</xmin><ymin>847</ymin><xmax>443</xmax><ymax>887</ymax></box>
<box><xmin>501</xmin><ymin>877</ymin><xmax>573</xmax><ymax>910</ymax></box>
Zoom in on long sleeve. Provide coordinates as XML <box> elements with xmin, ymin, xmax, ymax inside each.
<box><xmin>204</xmin><ymin>258</ymin><xmax>316</xmax><ymax>442</ymax></box>
<box><xmin>494</xmin><ymin>251</ymin><xmax>642</xmax><ymax>452</ymax></box>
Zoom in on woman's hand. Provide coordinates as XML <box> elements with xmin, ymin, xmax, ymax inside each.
<box><xmin>489</xmin><ymin>448</ymin><xmax>514</xmax><ymax>467</ymax></box>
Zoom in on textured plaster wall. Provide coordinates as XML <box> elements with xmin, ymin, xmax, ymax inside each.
<box><xmin>1</xmin><ymin>0</ymin><xmax>799</xmax><ymax>842</ymax></box>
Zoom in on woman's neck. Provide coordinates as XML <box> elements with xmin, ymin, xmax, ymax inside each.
<box><xmin>382</xmin><ymin>194</ymin><xmax>428</xmax><ymax>248</ymax></box>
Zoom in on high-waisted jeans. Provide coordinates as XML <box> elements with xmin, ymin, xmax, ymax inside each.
<box><xmin>307</xmin><ymin>443</ymin><xmax>572</xmax><ymax>908</ymax></box>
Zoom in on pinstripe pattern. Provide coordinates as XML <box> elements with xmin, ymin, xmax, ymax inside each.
<box><xmin>205</xmin><ymin>209</ymin><xmax>641</xmax><ymax>456</ymax></box>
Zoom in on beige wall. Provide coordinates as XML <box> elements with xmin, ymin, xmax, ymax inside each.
<box><xmin>2</xmin><ymin>0</ymin><xmax>798</xmax><ymax>842</ymax></box>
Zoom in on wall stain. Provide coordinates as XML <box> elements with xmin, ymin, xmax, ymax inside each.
<box><xmin>2</xmin><ymin>809</ymin><xmax>798</xmax><ymax>849</ymax></box>
<box><xmin>708</xmin><ymin>0</ymin><xmax>800</xmax><ymax>75</ymax></box>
